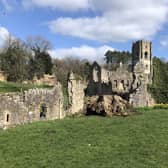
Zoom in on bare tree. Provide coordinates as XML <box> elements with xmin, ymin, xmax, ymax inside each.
<box><xmin>26</xmin><ymin>36</ymin><xmax>52</xmax><ymax>53</ymax></box>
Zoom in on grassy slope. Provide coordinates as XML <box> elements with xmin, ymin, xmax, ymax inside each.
<box><xmin>0</xmin><ymin>81</ymin><xmax>52</xmax><ymax>93</ymax></box>
<box><xmin>0</xmin><ymin>109</ymin><xmax>168</xmax><ymax>168</ymax></box>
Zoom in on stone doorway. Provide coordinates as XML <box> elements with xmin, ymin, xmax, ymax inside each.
<box><xmin>40</xmin><ymin>104</ymin><xmax>47</xmax><ymax>118</ymax></box>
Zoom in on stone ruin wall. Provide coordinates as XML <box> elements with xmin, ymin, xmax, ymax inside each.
<box><xmin>68</xmin><ymin>73</ymin><xmax>86</xmax><ymax>115</ymax></box>
<box><xmin>101</xmin><ymin>66</ymin><xmax>133</xmax><ymax>93</ymax></box>
<box><xmin>0</xmin><ymin>83</ymin><xmax>64</xmax><ymax>129</ymax></box>
<box><xmin>0</xmin><ymin>93</ymin><xmax>29</xmax><ymax>129</ymax></box>
<box><xmin>0</xmin><ymin>71</ymin><xmax>7</xmax><ymax>82</ymax></box>
<box><xmin>87</xmin><ymin>62</ymin><xmax>155</xmax><ymax>107</ymax></box>
<box><xmin>129</xmin><ymin>83</ymin><xmax>155</xmax><ymax>107</ymax></box>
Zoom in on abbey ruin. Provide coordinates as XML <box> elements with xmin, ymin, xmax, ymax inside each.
<box><xmin>0</xmin><ymin>40</ymin><xmax>155</xmax><ymax>129</ymax></box>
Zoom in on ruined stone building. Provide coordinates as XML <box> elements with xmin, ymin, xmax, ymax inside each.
<box><xmin>0</xmin><ymin>40</ymin><xmax>155</xmax><ymax>129</ymax></box>
<box><xmin>68</xmin><ymin>40</ymin><xmax>155</xmax><ymax>115</ymax></box>
<box><xmin>0</xmin><ymin>83</ymin><xmax>65</xmax><ymax>129</ymax></box>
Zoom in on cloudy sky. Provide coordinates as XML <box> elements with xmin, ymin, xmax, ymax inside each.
<box><xmin>0</xmin><ymin>0</ymin><xmax>168</xmax><ymax>61</ymax></box>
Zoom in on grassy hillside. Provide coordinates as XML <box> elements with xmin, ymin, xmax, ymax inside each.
<box><xmin>0</xmin><ymin>109</ymin><xmax>168</xmax><ymax>168</ymax></box>
<box><xmin>0</xmin><ymin>81</ymin><xmax>52</xmax><ymax>93</ymax></box>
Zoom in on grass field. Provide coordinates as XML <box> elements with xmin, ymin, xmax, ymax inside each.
<box><xmin>0</xmin><ymin>109</ymin><xmax>168</xmax><ymax>168</ymax></box>
<box><xmin>0</xmin><ymin>81</ymin><xmax>52</xmax><ymax>93</ymax></box>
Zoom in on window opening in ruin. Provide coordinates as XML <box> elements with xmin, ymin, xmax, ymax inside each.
<box><xmin>6</xmin><ymin>114</ymin><xmax>9</xmax><ymax>122</ymax></box>
<box><xmin>114</xmin><ymin>80</ymin><xmax>118</xmax><ymax>87</ymax></box>
<box><xmin>127</xmin><ymin>80</ymin><xmax>129</xmax><ymax>87</ymax></box>
<box><xmin>144</xmin><ymin>51</ymin><xmax>148</xmax><ymax>59</ymax></box>
<box><xmin>40</xmin><ymin>104</ymin><xmax>47</xmax><ymax>118</ymax></box>
<box><xmin>121</xmin><ymin>80</ymin><xmax>125</xmax><ymax>90</ymax></box>
<box><xmin>93</xmin><ymin>68</ymin><xmax>99</xmax><ymax>82</ymax></box>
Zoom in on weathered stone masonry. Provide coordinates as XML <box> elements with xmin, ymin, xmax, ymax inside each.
<box><xmin>68</xmin><ymin>72</ymin><xmax>86</xmax><ymax>114</ymax></box>
<box><xmin>67</xmin><ymin>40</ymin><xmax>155</xmax><ymax>116</ymax></box>
<box><xmin>0</xmin><ymin>83</ymin><xmax>64</xmax><ymax>129</ymax></box>
<box><xmin>0</xmin><ymin>40</ymin><xmax>156</xmax><ymax>128</ymax></box>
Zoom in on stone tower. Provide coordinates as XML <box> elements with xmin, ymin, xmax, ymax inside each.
<box><xmin>132</xmin><ymin>40</ymin><xmax>153</xmax><ymax>83</ymax></box>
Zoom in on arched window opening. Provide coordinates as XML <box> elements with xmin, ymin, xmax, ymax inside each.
<box><xmin>40</xmin><ymin>104</ymin><xmax>47</xmax><ymax>118</ymax></box>
<box><xmin>144</xmin><ymin>51</ymin><xmax>148</xmax><ymax>59</ymax></box>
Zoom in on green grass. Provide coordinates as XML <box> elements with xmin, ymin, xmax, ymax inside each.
<box><xmin>0</xmin><ymin>109</ymin><xmax>168</xmax><ymax>168</ymax></box>
<box><xmin>0</xmin><ymin>81</ymin><xmax>52</xmax><ymax>93</ymax></box>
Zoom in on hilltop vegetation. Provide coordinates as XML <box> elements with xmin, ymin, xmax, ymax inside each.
<box><xmin>0</xmin><ymin>36</ymin><xmax>53</xmax><ymax>82</ymax></box>
<box><xmin>0</xmin><ymin>109</ymin><xmax>168</xmax><ymax>168</ymax></box>
<box><xmin>0</xmin><ymin>36</ymin><xmax>91</xmax><ymax>90</ymax></box>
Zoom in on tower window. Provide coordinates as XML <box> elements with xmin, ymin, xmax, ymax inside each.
<box><xmin>144</xmin><ymin>52</ymin><xmax>148</xmax><ymax>59</ymax></box>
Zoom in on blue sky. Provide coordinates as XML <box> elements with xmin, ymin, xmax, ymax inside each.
<box><xmin>0</xmin><ymin>0</ymin><xmax>168</xmax><ymax>62</ymax></box>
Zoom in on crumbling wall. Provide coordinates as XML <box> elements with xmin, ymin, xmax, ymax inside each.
<box><xmin>0</xmin><ymin>71</ymin><xmax>7</xmax><ymax>82</ymax></box>
<box><xmin>88</xmin><ymin>62</ymin><xmax>155</xmax><ymax>107</ymax></box>
<box><xmin>0</xmin><ymin>93</ymin><xmax>29</xmax><ymax>129</ymax></box>
<box><xmin>32</xmin><ymin>74</ymin><xmax>56</xmax><ymax>86</ymax></box>
<box><xmin>24</xmin><ymin>83</ymin><xmax>64</xmax><ymax>121</ymax></box>
<box><xmin>0</xmin><ymin>83</ymin><xmax>64</xmax><ymax>129</ymax></box>
<box><xmin>68</xmin><ymin>72</ymin><xmax>87</xmax><ymax>114</ymax></box>
<box><xmin>129</xmin><ymin>83</ymin><xmax>155</xmax><ymax>107</ymax></box>
<box><xmin>89</xmin><ymin>63</ymin><xmax>134</xmax><ymax>95</ymax></box>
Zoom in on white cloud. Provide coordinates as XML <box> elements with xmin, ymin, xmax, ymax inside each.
<box><xmin>0</xmin><ymin>0</ymin><xmax>13</xmax><ymax>11</ymax></box>
<box><xmin>48</xmin><ymin>0</ymin><xmax>168</xmax><ymax>42</ymax></box>
<box><xmin>49</xmin><ymin>45</ymin><xmax>114</xmax><ymax>62</ymax></box>
<box><xmin>160</xmin><ymin>36</ymin><xmax>168</xmax><ymax>47</ymax></box>
<box><xmin>22</xmin><ymin>0</ymin><xmax>89</xmax><ymax>11</ymax></box>
<box><xmin>160</xmin><ymin>40</ymin><xmax>168</xmax><ymax>47</ymax></box>
<box><xmin>0</xmin><ymin>26</ymin><xmax>10</xmax><ymax>46</ymax></box>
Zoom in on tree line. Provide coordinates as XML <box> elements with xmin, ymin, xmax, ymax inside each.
<box><xmin>0</xmin><ymin>36</ymin><xmax>53</xmax><ymax>82</ymax></box>
<box><xmin>148</xmin><ymin>57</ymin><xmax>168</xmax><ymax>103</ymax></box>
<box><xmin>0</xmin><ymin>36</ymin><xmax>91</xmax><ymax>86</ymax></box>
<box><xmin>1</xmin><ymin>35</ymin><xmax>168</xmax><ymax>104</ymax></box>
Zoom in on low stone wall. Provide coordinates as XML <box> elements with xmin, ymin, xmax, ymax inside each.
<box><xmin>0</xmin><ymin>83</ymin><xmax>64</xmax><ymax>129</ymax></box>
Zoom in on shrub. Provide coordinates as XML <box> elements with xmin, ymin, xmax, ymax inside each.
<box><xmin>153</xmin><ymin>104</ymin><xmax>168</xmax><ymax>109</ymax></box>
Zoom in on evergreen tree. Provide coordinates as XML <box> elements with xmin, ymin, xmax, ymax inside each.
<box><xmin>0</xmin><ymin>38</ymin><xmax>29</xmax><ymax>82</ymax></box>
